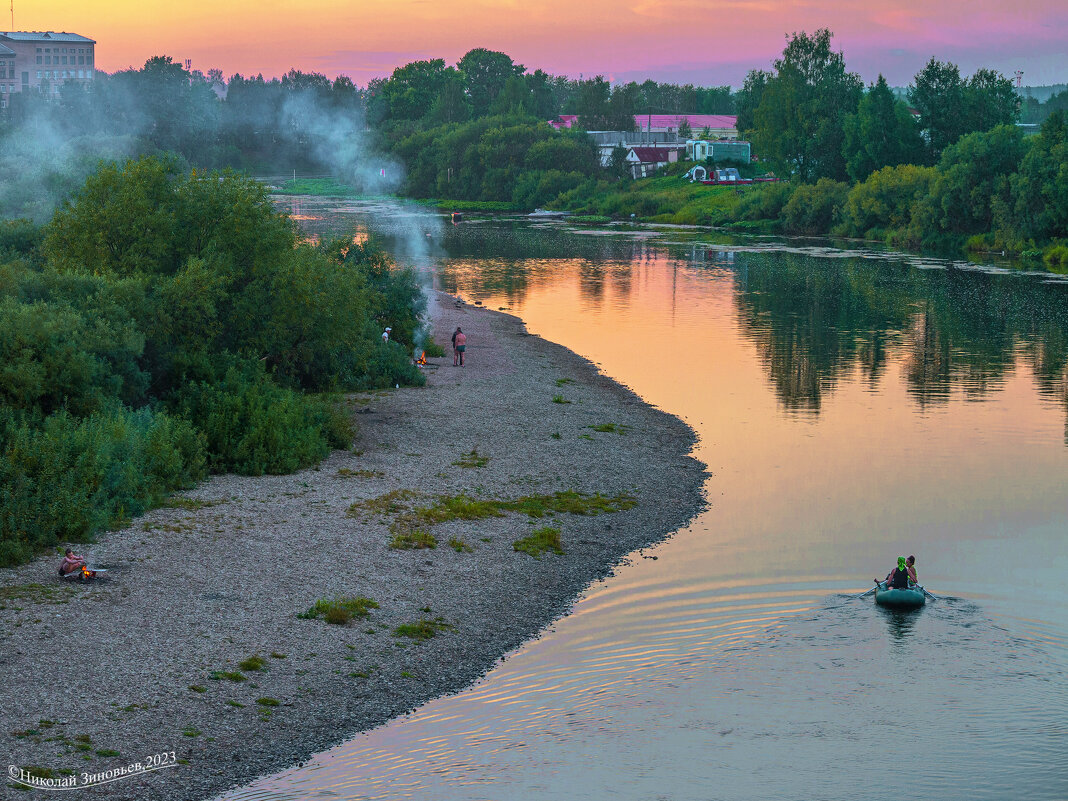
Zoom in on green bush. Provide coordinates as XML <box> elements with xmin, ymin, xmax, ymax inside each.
<box><xmin>0</xmin><ymin>406</ymin><xmax>206</xmax><ymax>567</ymax></box>
<box><xmin>172</xmin><ymin>360</ymin><xmax>350</xmax><ymax>476</ymax></box>
<box><xmin>781</xmin><ymin>179</ymin><xmax>850</xmax><ymax>235</ymax></box>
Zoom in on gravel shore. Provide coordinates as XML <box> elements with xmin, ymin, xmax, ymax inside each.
<box><xmin>0</xmin><ymin>293</ymin><xmax>705</xmax><ymax>800</ymax></box>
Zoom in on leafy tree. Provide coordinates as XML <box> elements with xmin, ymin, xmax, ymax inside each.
<box><xmin>843</xmin><ymin>75</ymin><xmax>923</xmax><ymax>181</ymax></box>
<box><xmin>736</xmin><ymin>70</ymin><xmax>771</xmax><ymax>135</ymax></box>
<box><xmin>966</xmin><ymin>68</ymin><xmax>1018</xmax><ymax>133</ymax></box>
<box><xmin>677</xmin><ymin>118</ymin><xmax>693</xmax><ymax>139</ymax></box>
<box><xmin>378</xmin><ymin>59</ymin><xmax>452</xmax><ymax>121</ymax></box>
<box><xmin>428</xmin><ymin>68</ymin><xmax>471</xmax><ymax>124</ymax></box>
<box><xmin>1006</xmin><ymin>111</ymin><xmax>1068</xmax><ymax>243</ymax></box>
<box><xmin>751</xmin><ymin>30</ymin><xmax>862</xmax><ymax>181</ymax></box>
<box><xmin>909</xmin><ymin>58</ymin><xmax>967</xmax><ymax>160</ymax></box>
<box><xmin>458</xmin><ymin>49</ymin><xmax>525</xmax><ymax>118</ymax></box>
<box><xmin>928</xmin><ymin>124</ymin><xmax>1028</xmax><ymax>235</ymax></box>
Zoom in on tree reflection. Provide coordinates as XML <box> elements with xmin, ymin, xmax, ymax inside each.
<box><xmin>729</xmin><ymin>250</ymin><xmax>1068</xmax><ymax>435</ymax></box>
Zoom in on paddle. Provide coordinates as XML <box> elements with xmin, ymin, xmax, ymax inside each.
<box><xmin>921</xmin><ymin>587</ymin><xmax>940</xmax><ymax>601</ymax></box>
<box><xmin>856</xmin><ymin>580</ymin><xmax>880</xmax><ymax>598</ymax></box>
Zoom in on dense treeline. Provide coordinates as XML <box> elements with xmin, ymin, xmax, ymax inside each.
<box><xmin>555</xmin><ymin>111</ymin><xmax>1068</xmax><ymax>266</ymax></box>
<box><xmin>554</xmin><ymin>31</ymin><xmax>1067</xmax><ymax>263</ymax></box>
<box><xmin>0</xmin><ymin>156</ymin><xmax>424</xmax><ymax>566</ymax></box>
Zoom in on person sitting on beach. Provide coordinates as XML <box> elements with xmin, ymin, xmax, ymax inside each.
<box><xmin>58</xmin><ymin>549</ymin><xmax>86</xmax><ymax>577</ymax></box>
<box><xmin>906</xmin><ymin>555</ymin><xmax>918</xmax><ymax>584</ymax></box>
<box><xmin>882</xmin><ymin>556</ymin><xmax>912</xmax><ymax>589</ymax></box>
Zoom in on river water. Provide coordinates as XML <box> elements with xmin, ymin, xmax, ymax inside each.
<box><xmin>221</xmin><ymin>203</ymin><xmax>1068</xmax><ymax>800</ymax></box>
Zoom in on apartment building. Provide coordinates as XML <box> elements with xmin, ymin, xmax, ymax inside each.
<box><xmin>0</xmin><ymin>31</ymin><xmax>95</xmax><ymax>108</ymax></box>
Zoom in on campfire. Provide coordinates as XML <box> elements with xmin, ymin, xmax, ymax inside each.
<box><xmin>414</xmin><ymin>350</ymin><xmax>427</xmax><ymax>366</ymax></box>
<box><xmin>81</xmin><ymin>565</ymin><xmax>97</xmax><ymax>580</ymax></box>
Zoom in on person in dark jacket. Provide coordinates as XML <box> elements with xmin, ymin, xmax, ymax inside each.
<box><xmin>882</xmin><ymin>556</ymin><xmax>912</xmax><ymax>588</ymax></box>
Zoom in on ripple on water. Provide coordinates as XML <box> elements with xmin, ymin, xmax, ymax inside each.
<box><xmin>219</xmin><ymin>576</ymin><xmax>1067</xmax><ymax>801</ymax></box>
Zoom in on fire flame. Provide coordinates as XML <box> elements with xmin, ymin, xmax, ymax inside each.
<box><xmin>415</xmin><ymin>351</ymin><xmax>427</xmax><ymax>366</ymax></box>
<box><xmin>81</xmin><ymin>565</ymin><xmax>95</xmax><ymax>579</ymax></box>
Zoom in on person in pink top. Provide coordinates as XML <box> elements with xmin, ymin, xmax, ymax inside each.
<box><xmin>452</xmin><ymin>327</ymin><xmax>467</xmax><ymax>367</ymax></box>
<box><xmin>58</xmin><ymin>548</ymin><xmax>85</xmax><ymax>576</ymax></box>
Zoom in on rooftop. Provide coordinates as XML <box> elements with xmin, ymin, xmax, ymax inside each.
<box><xmin>0</xmin><ymin>31</ymin><xmax>95</xmax><ymax>43</ymax></box>
<box><xmin>634</xmin><ymin>114</ymin><xmax>737</xmax><ymax>130</ymax></box>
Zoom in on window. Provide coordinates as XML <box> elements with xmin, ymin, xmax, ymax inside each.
<box><xmin>78</xmin><ymin>56</ymin><xmax>83</xmax><ymax>65</ymax></box>
<box><xmin>44</xmin><ymin>56</ymin><xmax>50</xmax><ymax>65</ymax></box>
<box><xmin>35</xmin><ymin>70</ymin><xmax>41</xmax><ymax>79</ymax></box>
<box><xmin>62</xmin><ymin>56</ymin><xmax>68</xmax><ymax>65</ymax></box>
<box><xmin>78</xmin><ymin>70</ymin><xmax>84</xmax><ymax>79</ymax></box>
<box><xmin>36</xmin><ymin>56</ymin><xmax>41</xmax><ymax>64</ymax></box>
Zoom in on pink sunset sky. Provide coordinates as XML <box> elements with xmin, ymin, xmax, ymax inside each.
<box><xmin>14</xmin><ymin>0</ymin><xmax>1068</xmax><ymax>87</ymax></box>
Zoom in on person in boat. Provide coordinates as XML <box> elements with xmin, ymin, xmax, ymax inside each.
<box><xmin>58</xmin><ymin>548</ymin><xmax>86</xmax><ymax>577</ymax></box>
<box><xmin>880</xmin><ymin>556</ymin><xmax>913</xmax><ymax>589</ymax></box>
<box><xmin>906</xmin><ymin>555</ymin><xmax>918</xmax><ymax>584</ymax></box>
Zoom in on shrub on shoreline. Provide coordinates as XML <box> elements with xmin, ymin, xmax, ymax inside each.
<box><xmin>0</xmin><ymin>155</ymin><xmax>427</xmax><ymax>567</ymax></box>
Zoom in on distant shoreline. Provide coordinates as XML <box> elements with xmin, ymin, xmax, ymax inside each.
<box><xmin>0</xmin><ymin>292</ymin><xmax>705</xmax><ymax>801</ymax></box>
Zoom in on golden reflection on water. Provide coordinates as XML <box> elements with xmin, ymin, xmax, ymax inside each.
<box><xmin>221</xmin><ymin>216</ymin><xmax>1068</xmax><ymax>801</ymax></box>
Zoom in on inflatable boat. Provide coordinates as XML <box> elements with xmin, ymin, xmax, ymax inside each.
<box><xmin>874</xmin><ymin>581</ymin><xmax>926</xmax><ymax>609</ymax></box>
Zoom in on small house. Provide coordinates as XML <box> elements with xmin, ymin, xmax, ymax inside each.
<box><xmin>626</xmin><ymin>145</ymin><xmax>683</xmax><ymax>178</ymax></box>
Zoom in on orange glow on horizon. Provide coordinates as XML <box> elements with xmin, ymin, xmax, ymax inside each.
<box><xmin>11</xmin><ymin>0</ymin><xmax>1066</xmax><ymax>86</ymax></box>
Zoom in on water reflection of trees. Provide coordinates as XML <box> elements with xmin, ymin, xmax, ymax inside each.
<box><xmin>431</xmin><ymin>222</ymin><xmax>1068</xmax><ymax>442</ymax></box>
<box><xmin>730</xmin><ymin>251</ymin><xmax>1068</xmax><ymax>437</ymax></box>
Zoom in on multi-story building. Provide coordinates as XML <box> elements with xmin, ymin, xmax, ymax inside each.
<box><xmin>0</xmin><ymin>31</ymin><xmax>95</xmax><ymax>108</ymax></box>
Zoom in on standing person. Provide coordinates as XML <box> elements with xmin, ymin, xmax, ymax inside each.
<box><xmin>381</xmin><ymin>327</ymin><xmax>391</xmax><ymax>343</ymax></box>
<box><xmin>453</xmin><ymin>327</ymin><xmax>467</xmax><ymax>367</ymax></box>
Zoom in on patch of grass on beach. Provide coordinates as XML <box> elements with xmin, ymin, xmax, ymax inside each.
<box><xmin>513</xmin><ymin>526</ymin><xmax>565</xmax><ymax>559</ymax></box>
<box><xmin>347</xmin><ymin>489</ymin><xmax>421</xmax><ymax>518</ymax></box>
<box><xmin>226</xmin><ymin>701</ymin><xmax>245</xmax><ymax>708</ymax></box>
<box><xmin>449</xmin><ymin>537</ymin><xmax>474</xmax><ymax>553</ymax></box>
<box><xmin>238</xmin><ymin>655</ymin><xmax>266</xmax><ymax>672</ymax></box>
<box><xmin>299</xmin><ymin>596</ymin><xmax>379</xmax><ymax>625</ymax></box>
<box><xmin>255</xmin><ymin>698</ymin><xmax>280</xmax><ymax>707</ymax></box>
<box><xmin>161</xmin><ymin>496</ymin><xmax>222</xmax><ymax>510</ymax></box>
<box><xmin>551</xmin><ymin>395</ymin><xmax>571</xmax><ymax>404</ymax></box>
<box><xmin>209</xmin><ymin>670</ymin><xmax>247</xmax><ymax>682</ymax></box>
<box><xmin>388</xmin><ymin>491</ymin><xmax>634</xmax><ymax>539</ymax></box>
<box><xmin>336</xmin><ymin>468</ymin><xmax>384</xmax><ymax>479</ymax></box>
<box><xmin>19</xmin><ymin>766</ymin><xmax>57</xmax><ymax>780</ymax></box>
<box><xmin>423</xmin><ymin>339</ymin><xmax>446</xmax><ymax>357</ymax></box>
<box><xmin>555</xmin><ymin>378</ymin><xmax>574</xmax><ymax>386</ymax></box>
<box><xmin>390</xmin><ymin>530</ymin><xmax>437</xmax><ymax>550</ymax></box>
<box><xmin>588</xmin><ymin>423</ymin><xmax>629</xmax><ymax>434</ymax></box>
<box><xmin>0</xmin><ymin>583</ymin><xmax>77</xmax><ymax>606</ymax></box>
<box><xmin>188</xmin><ymin>685</ymin><xmax>207</xmax><ymax>693</ymax></box>
<box><xmin>95</xmin><ymin>749</ymin><xmax>120</xmax><ymax>758</ymax></box>
<box><xmin>181</xmin><ymin>727</ymin><xmax>201</xmax><ymax>737</ymax></box>
<box><xmin>270</xmin><ymin>652</ymin><xmax>287</xmax><ymax>659</ymax></box>
<box><xmin>393</xmin><ymin>617</ymin><xmax>453</xmax><ymax>640</ymax></box>
<box><xmin>452</xmin><ymin>448</ymin><xmax>490</xmax><ymax>468</ymax></box>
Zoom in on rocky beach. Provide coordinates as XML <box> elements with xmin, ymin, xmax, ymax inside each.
<box><xmin>0</xmin><ymin>292</ymin><xmax>705</xmax><ymax>800</ymax></box>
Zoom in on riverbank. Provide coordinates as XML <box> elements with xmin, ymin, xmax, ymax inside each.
<box><xmin>0</xmin><ymin>292</ymin><xmax>705</xmax><ymax>800</ymax></box>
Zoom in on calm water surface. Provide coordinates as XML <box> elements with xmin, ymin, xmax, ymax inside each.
<box><xmin>221</xmin><ymin>202</ymin><xmax>1068</xmax><ymax>800</ymax></box>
